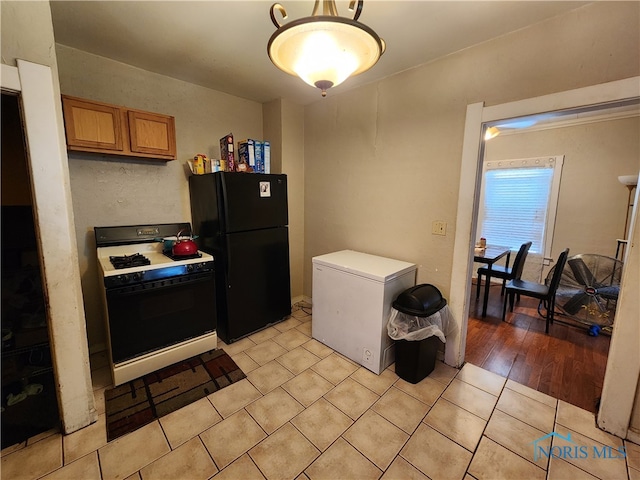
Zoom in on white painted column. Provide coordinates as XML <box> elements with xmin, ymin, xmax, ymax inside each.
<box><xmin>598</xmin><ymin>182</ymin><xmax>640</xmax><ymax>439</ymax></box>
<box><xmin>448</xmin><ymin>102</ymin><xmax>484</xmax><ymax>367</ymax></box>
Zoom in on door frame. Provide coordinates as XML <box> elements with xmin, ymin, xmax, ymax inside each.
<box><xmin>447</xmin><ymin>76</ymin><xmax>640</xmax><ymax>439</ymax></box>
<box><xmin>1</xmin><ymin>60</ymin><xmax>96</xmax><ymax>434</ymax></box>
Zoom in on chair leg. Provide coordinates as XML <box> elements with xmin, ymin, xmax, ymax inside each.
<box><xmin>545</xmin><ymin>306</ymin><xmax>550</xmax><ymax>334</ymax></box>
<box><xmin>509</xmin><ymin>292</ymin><xmax>515</xmax><ymax>312</ymax></box>
<box><xmin>502</xmin><ymin>293</ymin><xmax>509</xmax><ymax>322</ymax></box>
<box><xmin>476</xmin><ymin>273</ymin><xmax>481</xmax><ymax>300</ymax></box>
<box><xmin>501</xmin><ymin>279</ymin><xmax>506</xmax><ymax>296</ymax></box>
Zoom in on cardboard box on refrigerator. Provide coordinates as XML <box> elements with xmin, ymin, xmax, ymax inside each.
<box><xmin>254</xmin><ymin>141</ymin><xmax>264</xmax><ymax>173</ymax></box>
<box><xmin>237</xmin><ymin>139</ymin><xmax>256</xmax><ymax>171</ymax></box>
<box><xmin>220</xmin><ymin>133</ymin><xmax>236</xmax><ymax>172</ymax></box>
<box><xmin>263</xmin><ymin>141</ymin><xmax>271</xmax><ymax>174</ymax></box>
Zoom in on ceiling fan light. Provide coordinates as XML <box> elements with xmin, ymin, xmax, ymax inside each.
<box><xmin>268</xmin><ymin>6</ymin><xmax>384</xmax><ymax>97</ymax></box>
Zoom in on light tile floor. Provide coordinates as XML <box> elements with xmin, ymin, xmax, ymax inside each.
<box><xmin>2</xmin><ymin>305</ymin><xmax>639</xmax><ymax>480</ymax></box>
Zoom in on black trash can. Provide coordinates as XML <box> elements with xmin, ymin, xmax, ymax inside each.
<box><xmin>392</xmin><ymin>284</ymin><xmax>447</xmax><ymax>384</ymax></box>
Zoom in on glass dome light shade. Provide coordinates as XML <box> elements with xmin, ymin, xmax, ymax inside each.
<box><xmin>268</xmin><ymin>16</ymin><xmax>384</xmax><ymax>95</ymax></box>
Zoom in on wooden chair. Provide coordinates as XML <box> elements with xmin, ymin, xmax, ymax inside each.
<box><xmin>476</xmin><ymin>241</ymin><xmax>532</xmax><ymax>300</ymax></box>
<box><xmin>502</xmin><ymin>248</ymin><xmax>569</xmax><ymax>334</ymax></box>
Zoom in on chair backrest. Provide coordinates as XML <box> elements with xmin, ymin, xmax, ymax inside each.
<box><xmin>511</xmin><ymin>242</ymin><xmax>532</xmax><ymax>280</ymax></box>
<box><xmin>547</xmin><ymin>248</ymin><xmax>570</xmax><ymax>298</ymax></box>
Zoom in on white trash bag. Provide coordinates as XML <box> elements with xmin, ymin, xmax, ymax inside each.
<box><xmin>387</xmin><ymin>304</ymin><xmax>456</xmax><ymax>343</ymax></box>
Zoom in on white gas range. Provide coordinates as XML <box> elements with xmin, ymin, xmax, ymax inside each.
<box><xmin>95</xmin><ymin>223</ymin><xmax>217</xmax><ymax>386</ymax></box>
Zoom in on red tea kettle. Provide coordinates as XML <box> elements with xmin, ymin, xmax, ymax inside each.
<box><xmin>172</xmin><ymin>229</ymin><xmax>198</xmax><ymax>257</ymax></box>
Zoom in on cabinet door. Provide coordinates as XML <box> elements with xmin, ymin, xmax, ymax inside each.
<box><xmin>127</xmin><ymin>110</ymin><xmax>176</xmax><ymax>159</ymax></box>
<box><xmin>62</xmin><ymin>96</ymin><xmax>123</xmax><ymax>152</ymax></box>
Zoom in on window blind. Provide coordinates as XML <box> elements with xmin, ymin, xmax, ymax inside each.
<box><xmin>478</xmin><ymin>156</ymin><xmax>563</xmax><ymax>257</ymax></box>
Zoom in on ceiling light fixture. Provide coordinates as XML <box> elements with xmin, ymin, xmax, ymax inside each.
<box><xmin>267</xmin><ymin>0</ymin><xmax>385</xmax><ymax>97</ymax></box>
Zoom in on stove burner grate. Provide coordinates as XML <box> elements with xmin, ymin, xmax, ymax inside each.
<box><xmin>110</xmin><ymin>253</ymin><xmax>151</xmax><ymax>269</ymax></box>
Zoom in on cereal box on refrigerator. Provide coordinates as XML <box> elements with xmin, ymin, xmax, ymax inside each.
<box><xmin>220</xmin><ymin>133</ymin><xmax>236</xmax><ymax>172</ymax></box>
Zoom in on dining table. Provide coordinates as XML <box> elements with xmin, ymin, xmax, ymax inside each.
<box><xmin>474</xmin><ymin>244</ymin><xmax>512</xmax><ymax>318</ymax></box>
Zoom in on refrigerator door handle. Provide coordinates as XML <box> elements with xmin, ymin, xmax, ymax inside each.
<box><xmin>225</xmin><ymin>248</ymin><xmax>231</xmax><ymax>288</ymax></box>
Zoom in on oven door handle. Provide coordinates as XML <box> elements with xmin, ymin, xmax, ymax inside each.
<box><xmin>105</xmin><ymin>271</ymin><xmax>214</xmax><ymax>295</ymax></box>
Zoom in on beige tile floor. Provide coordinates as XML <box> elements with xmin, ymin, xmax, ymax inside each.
<box><xmin>2</xmin><ymin>305</ymin><xmax>639</xmax><ymax>480</ymax></box>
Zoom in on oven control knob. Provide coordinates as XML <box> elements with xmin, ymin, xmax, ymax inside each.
<box><xmin>187</xmin><ymin>264</ymin><xmax>194</xmax><ymax>273</ymax></box>
<box><xmin>117</xmin><ymin>274</ymin><xmax>130</xmax><ymax>284</ymax></box>
<box><xmin>132</xmin><ymin>272</ymin><xmax>143</xmax><ymax>282</ymax></box>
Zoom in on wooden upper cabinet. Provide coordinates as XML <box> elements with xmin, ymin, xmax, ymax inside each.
<box><xmin>61</xmin><ymin>95</ymin><xmax>176</xmax><ymax>161</ymax></box>
<box><xmin>128</xmin><ymin>110</ymin><xmax>176</xmax><ymax>158</ymax></box>
<box><xmin>62</xmin><ymin>96</ymin><xmax>123</xmax><ymax>152</ymax></box>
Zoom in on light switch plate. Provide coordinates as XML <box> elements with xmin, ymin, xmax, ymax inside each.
<box><xmin>432</xmin><ymin>221</ymin><xmax>446</xmax><ymax>236</ymax></box>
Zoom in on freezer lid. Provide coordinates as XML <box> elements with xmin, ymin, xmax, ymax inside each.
<box><xmin>312</xmin><ymin>250</ymin><xmax>416</xmax><ymax>282</ymax></box>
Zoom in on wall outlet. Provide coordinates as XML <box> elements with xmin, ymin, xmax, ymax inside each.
<box><xmin>432</xmin><ymin>221</ymin><xmax>447</xmax><ymax>236</ymax></box>
<box><xmin>363</xmin><ymin>348</ymin><xmax>374</xmax><ymax>365</ymax></box>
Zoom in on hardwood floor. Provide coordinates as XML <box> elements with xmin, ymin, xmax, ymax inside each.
<box><xmin>465</xmin><ymin>282</ymin><xmax>610</xmax><ymax>413</ymax></box>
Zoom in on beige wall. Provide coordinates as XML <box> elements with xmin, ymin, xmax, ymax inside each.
<box><xmin>55</xmin><ymin>45</ymin><xmax>265</xmax><ymax>350</ymax></box>
<box><xmin>264</xmin><ymin>99</ymin><xmax>306</xmax><ymax>301</ymax></box>
<box><xmin>303</xmin><ymin>2</ymin><xmax>640</xmax><ymax>300</ymax></box>
<box><xmin>484</xmin><ymin>116</ymin><xmax>640</xmax><ymax>281</ymax></box>
<box><xmin>1</xmin><ymin>1</ymin><xmax>59</xmax><ymax>69</ymax></box>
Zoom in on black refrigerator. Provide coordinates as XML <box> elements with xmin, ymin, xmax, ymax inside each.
<box><xmin>189</xmin><ymin>172</ymin><xmax>291</xmax><ymax>343</ymax></box>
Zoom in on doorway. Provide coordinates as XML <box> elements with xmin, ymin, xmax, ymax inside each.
<box><xmin>1</xmin><ymin>93</ymin><xmax>60</xmax><ymax>447</ymax></box>
<box><xmin>1</xmin><ymin>59</ymin><xmax>95</xmax><ymax>438</ymax></box>
<box><xmin>464</xmin><ymin>101</ymin><xmax>638</xmax><ymax>412</ymax></box>
<box><xmin>447</xmin><ymin>77</ymin><xmax>640</xmax><ymax>437</ymax></box>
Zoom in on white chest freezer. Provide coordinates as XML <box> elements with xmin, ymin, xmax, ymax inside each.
<box><xmin>312</xmin><ymin>250</ymin><xmax>417</xmax><ymax>374</ymax></box>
